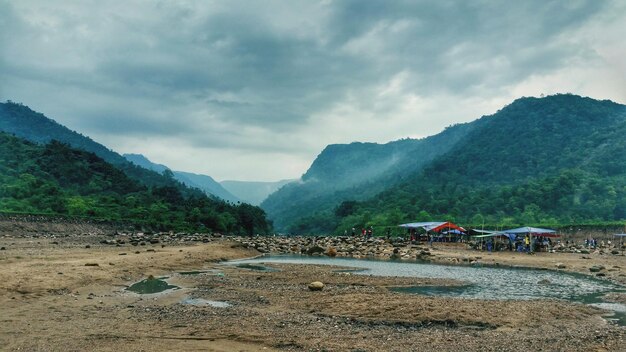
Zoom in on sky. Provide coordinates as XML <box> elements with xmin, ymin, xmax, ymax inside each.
<box><xmin>1</xmin><ymin>0</ymin><xmax>625</xmax><ymax>181</ymax></box>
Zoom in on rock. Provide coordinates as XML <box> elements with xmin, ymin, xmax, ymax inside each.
<box><xmin>596</xmin><ymin>272</ymin><xmax>607</xmax><ymax>277</ymax></box>
<box><xmin>85</xmin><ymin>245</ymin><xmax>91</xmax><ymax>249</ymax></box>
<box><xmin>537</xmin><ymin>279</ymin><xmax>551</xmax><ymax>285</ymax></box>
<box><xmin>306</xmin><ymin>246</ymin><xmax>325</xmax><ymax>255</ymax></box>
<box><xmin>580</xmin><ymin>249</ymin><xmax>590</xmax><ymax>254</ymax></box>
<box><xmin>308</xmin><ymin>281</ymin><xmax>324</xmax><ymax>291</ymax></box>
<box><xmin>84</xmin><ymin>263</ymin><xmax>99</xmax><ymax>267</ymax></box>
<box><xmin>589</xmin><ymin>265</ymin><xmax>605</xmax><ymax>273</ymax></box>
<box><xmin>0</xmin><ymin>247</ymin><xmax>5</xmax><ymax>250</ymax></box>
<box><xmin>326</xmin><ymin>247</ymin><xmax>337</xmax><ymax>257</ymax></box>
<box><xmin>555</xmin><ymin>263</ymin><xmax>566</xmax><ymax>269</ymax></box>
<box><xmin>611</xmin><ymin>250</ymin><xmax>620</xmax><ymax>255</ymax></box>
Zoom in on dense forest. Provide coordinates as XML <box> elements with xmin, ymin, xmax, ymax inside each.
<box><xmin>0</xmin><ymin>132</ymin><xmax>270</xmax><ymax>234</ymax></box>
<box><xmin>270</xmin><ymin>94</ymin><xmax>626</xmax><ymax>234</ymax></box>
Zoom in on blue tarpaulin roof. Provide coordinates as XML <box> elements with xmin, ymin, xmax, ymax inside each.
<box><xmin>614</xmin><ymin>234</ymin><xmax>626</xmax><ymax>237</ymax></box>
<box><xmin>501</xmin><ymin>226</ymin><xmax>556</xmax><ymax>234</ymax></box>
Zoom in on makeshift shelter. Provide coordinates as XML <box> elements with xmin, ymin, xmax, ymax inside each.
<box><xmin>399</xmin><ymin>221</ymin><xmax>466</xmax><ymax>232</ymax></box>
<box><xmin>399</xmin><ymin>221</ymin><xmax>466</xmax><ymax>242</ymax></box>
<box><xmin>500</xmin><ymin>226</ymin><xmax>559</xmax><ymax>252</ymax></box>
<box><xmin>468</xmin><ymin>230</ymin><xmax>510</xmax><ymax>251</ymax></box>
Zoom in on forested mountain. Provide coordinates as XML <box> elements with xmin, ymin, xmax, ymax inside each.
<box><xmin>0</xmin><ymin>101</ymin><xmax>198</xmax><ymax>193</ymax></box>
<box><xmin>221</xmin><ymin>179</ymin><xmax>294</xmax><ymax>206</ymax></box>
<box><xmin>262</xmin><ymin>122</ymin><xmax>476</xmax><ymax>232</ymax></box>
<box><xmin>0</xmin><ymin>132</ymin><xmax>269</xmax><ymax>234</ymax></box>
<box><xmin>330</xmin><ymin>94</ymin><xmax>626</xmax><ymax>234</ymax></box>
<box><xmin>123</xmin><ymin>153</ymin><xmax>241</xmax><ymax>203</ymax></box>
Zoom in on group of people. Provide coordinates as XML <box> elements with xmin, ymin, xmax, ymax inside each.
<box><xmin>346</xmin><ymin>227</ymin><xmax>374</xmax><ymax>238</ymax></box>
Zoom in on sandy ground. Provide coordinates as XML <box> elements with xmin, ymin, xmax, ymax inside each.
<box><xmin>0</xmin><ymin>236</ymin><xmax>625</xmax><ymax>351</ymax></box>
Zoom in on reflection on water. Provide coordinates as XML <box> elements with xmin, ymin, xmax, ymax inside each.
<box><xmin>228</xmin><ymin>255</ymin><xmax>626</xmax><ymax>325</ymax></box>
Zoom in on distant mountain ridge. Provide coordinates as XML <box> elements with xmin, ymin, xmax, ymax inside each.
<box><xmin>123</xmin><ymin>153</ymin><xmax>241</xmax><ymax>203</ymax></box>
<box><xmin>221</xmin><ymin>179</ymin><xmax>295</xmax><ymax>206</ymax></box>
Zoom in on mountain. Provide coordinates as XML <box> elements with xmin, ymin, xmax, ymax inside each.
<box><xmin>123</xmin><ymin>153</ymin><xmax>241</xmax><ymax>203</ymax></box>
<box><xmin>264</xmin><ymin>94</ymin><xmax>626</xmax><ymax>234</ymax></box>
<box><xmin>123</xmin><ymin>153</ymin><xmax>169</xmax><ymax>173</ymax></box>
<box><xmin>335</xmin><ymin>94</ymin><xmax>626</xmax><ymax>233</ymax></box>
<box><xmin>221</xmin><ymin>179</ymin><xmax>295</xmax><ymax>206</ymax></box>
<box><xmin>261</xmin><ymin>122</ymin><xmax>476</xmax><ymax>232</ymax></box>
<box><xmin>0</xmin><ymin>101</ymin><xmax>126</xmax><ymax>164</ymax></box>
<box><xmin>0</xmin><ymin>132</ymin><xmax>270</xmax><ymax>234</ymax></box>
<box><xmin>173</xmin><ymin>172</ymin><xmax>240</xmax><ymax>203</ymax></box>
<box><xmin>0</xmin><ymin>101</ymin><xmax>199</xmax><ymax>194</ymax></box>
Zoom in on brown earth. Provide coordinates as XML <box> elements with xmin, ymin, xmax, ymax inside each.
<box><xmin>0</xmin><ymin>235</ymin><xmax>625</xmax><ymax>351</ymax></box>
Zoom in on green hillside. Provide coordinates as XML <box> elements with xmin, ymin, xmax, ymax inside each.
<box><xmin>0</xmin><ymin>133</ymin><xmax>269</xmax><ymax>234</ymax></box>
<box><xmin>262</xmin><ymin>122</ymin><xmax>475</xmax><ymax>232</ymax></box>
<box><xmin>0</xmin><ymin>101</ymin><xmax>201</xmax><ymax>194</ymax></box>
<box><xmin>335</xmin><ymin>94</ymin><xmax>626</xmax><ymax>233</ymax></box>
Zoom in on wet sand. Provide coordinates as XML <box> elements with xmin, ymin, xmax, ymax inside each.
<box><xmin>0</xmin><ymin>236</ymin><xmax>624</xmax><ymax>351</ymax></box>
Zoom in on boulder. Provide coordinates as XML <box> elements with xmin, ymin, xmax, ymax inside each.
<box><xmin>308</xmin><ymin>281</ymin><xmax>324</xmax><ymax>291</ymax></box>
<box><xmin>589</xmin><ymin>265</ymin><xmax>605</xmax><ymax>273</ymax></box>
<box><xmin>555</xmin><ymin>263</ymin><xmax>566</xmax><ymax>269</ymax></box>
<box><xmin>326</xmin><ymin>247</ymin><xmax>338</xmax><ymax>257</ymax></box>
<box><xmin>306</xmin><ymin>245</ymin><xmax>325</xmax><ymax>255</ymax></box>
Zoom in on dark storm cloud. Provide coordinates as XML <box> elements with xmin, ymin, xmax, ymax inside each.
<box><xmin>0</xmin><ymin>0</ymin><xmax>623</xmax><ymax>180</ymax></box>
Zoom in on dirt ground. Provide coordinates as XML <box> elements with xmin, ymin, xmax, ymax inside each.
<box><xmin>0</xmin><ymin>236</ymin><xmax>625</xmax><ymax>351</ymax></box>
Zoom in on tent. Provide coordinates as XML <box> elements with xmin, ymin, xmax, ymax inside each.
<box><xmin>499</xmin><ymin>226</ymin><xmax>559</xmax><ymax>252</ymax></box>
<box><xmin>399</xmin><ymin>221</ymin><xmax>466</xmax><ymax>233</ymax></box>
<box><xmin>501</xmin><ymin>226</ymin><xmax>560</xmax><ymax>238</ymax></box>
<box><xmin>399</xmin><ymin>221</ymin><xmax>466</xmax><ymax>242</ymax></box>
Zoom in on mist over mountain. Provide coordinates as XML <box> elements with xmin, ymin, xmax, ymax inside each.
<box><xmin>262</xmin><ymin>122</ymin><xmax>476</xmax><ymax>231</ymax></box>
<box><xmin>264</xmin><ymin>94</ymin><xmax>626</xmax><ymax>234</ymax></box>
<box><xmin>221</xmin><ymin>179</ymin><xmax>295</xmax><ymax>206</ymax></box>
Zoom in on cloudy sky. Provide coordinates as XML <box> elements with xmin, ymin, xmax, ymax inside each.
<box><xmin>1</xmin><ymin>0</ymin><xmax>625</xmax><ymax>181</ymax></box>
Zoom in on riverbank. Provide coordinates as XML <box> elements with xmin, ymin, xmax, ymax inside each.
<box><xmin>233</xmin><ymin>235</ymin><xmax>626</xmax><ymax>285</ymax></box>
<box><xmin>0</xmin><ymin>235</ymin><xmax>624</xmax><ymax>351</ymax></box>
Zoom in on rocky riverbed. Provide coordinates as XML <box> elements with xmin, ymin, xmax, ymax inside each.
<box><xmin>1</xmin><ymin>232</ymin><xmax>625</xmax><ymax>351</ymax></box>
<box><xmin>232</xmin><ymin>235</ymin><xmax>626</xmax><ymax>285</ymax></box>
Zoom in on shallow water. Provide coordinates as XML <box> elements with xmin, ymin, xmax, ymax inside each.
<box><xmin>235</xmin><ymin>263</ymin><xmax>279</xmax><ymax>272</ymax></box>
<box><xmin>181</xmin><ymin>297</ymin><xmax>232</xmax><ymax>308</ymax></box>
<box><xmin>227</xmin><ymin>255</ymin><xmax>626</xmax><ymax>325</ymax></box>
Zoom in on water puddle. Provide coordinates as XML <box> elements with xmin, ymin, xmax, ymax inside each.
<box><xmin>228</xmin><ymin>255</ymin><xmax>625</xmax><ymax>325</ymax></box>
<box><xmin>181</xmin><ymin>297</ymin><xmax>232</xmax><ymax>308</ymax></box>
<box><xmin>126</xmin><ymin>276</ymin><xmax>180</xmax><ymax>294</ymax></box>
<box><xmin>392</xmin><ymin>285</ymin><xmax>476</xmax><ymax>296</ymax></box>
<box><xmin>235</xmin><ymin>263</ymin><xmax>279</xmax><ymax>272</ymax></box>
<box><xmin>178</xmin><ymin>269</ymin><xmax>219</xmax><ymax>276</ymax></box>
